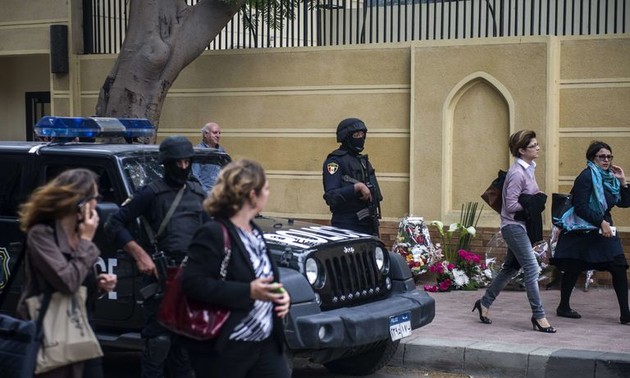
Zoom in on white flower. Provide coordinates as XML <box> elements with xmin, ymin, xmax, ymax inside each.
<box><xmin>448</xmin><ymin>223</ymin><xmax>460</xmax><ymax>233</ymax></box>
<box><xmin>411</xmin><ymin>245</ymin><xmax>427</xmax><ymax>261</ymax></box>
<box><xmin>431</xmin><ymin>220</ymin><xmax>443</xmax><ymax>228</ymax></box>
<box><xmin>483</xmin><ymin>268</ymin><xmax>493</xmax><ymax>279</ymax></box>
<box><xmin>452</xmin><ymin>268</ymin><xmax>470</xmax><ymax>288</ymax></box>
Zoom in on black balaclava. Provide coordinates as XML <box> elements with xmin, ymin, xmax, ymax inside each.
<box><xmin>164</xmin><ymin>161</ymin><xmax>191</xmax><ymax>187</ymax></box>
<box><xmin>344</xmin><ymin>135</ymin><xmax>366</xmax><ymax>154</ymax></box>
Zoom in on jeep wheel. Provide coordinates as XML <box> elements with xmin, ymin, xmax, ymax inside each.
<box><xmin>323</xmin><ymin>339</ymin><xmax>400</xmax><ymax>376</ymax></box>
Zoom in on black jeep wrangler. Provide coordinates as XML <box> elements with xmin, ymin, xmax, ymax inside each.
<box><xmin>0</xmin><ymin>117</ymin><xmax>435</xmax><ymax>375</ymax></box>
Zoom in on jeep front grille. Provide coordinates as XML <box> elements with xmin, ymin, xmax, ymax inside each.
<box><xmin>317</xmin><ymin>245</ymin><xmax>388</xmax><ymax>309</ymax></box>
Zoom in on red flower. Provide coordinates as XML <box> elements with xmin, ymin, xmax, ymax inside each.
<box><xmin>424</xmin><ymin>284</ymin><xmax>438</xmax><ymax>292</ymax></box>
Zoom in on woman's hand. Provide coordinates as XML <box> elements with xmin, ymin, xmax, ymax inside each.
<box><xmin>97</xmin><ymin>273</ymin><xmax>117</xmax><ymax>292</ymax></box>
<box><xmin>78</xmin><ymin>202</ymin><xmax>99</xmax><ymax>241</ymax></box>
<box><xmin>273</xmin><ymin>288</ymin><xmax>291</xmax><ymax>319</ymax></box>
<box><xmin>250</xmin><ymin>277</ymin><xmax>292</xmax><ymax>316</ymax></box>
<box><xmin>611</xmin><ymin>165</ymin><xmax>626</xmax><ymax>183</ymax></box>
<box><xmin>600</xmin><ymin>220</ymin><xmax>613</xmax><ymax>238</ymax></box>
<box><xmin>250</xmin><ymin>276</ymin><xmax>278</xmax><ymax>301</ymax></box>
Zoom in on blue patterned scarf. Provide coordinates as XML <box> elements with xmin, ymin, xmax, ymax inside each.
<box><xmin>557</xmin><ymin>161</ymin><xmax>620</xmax><ymax>231</ymax></box>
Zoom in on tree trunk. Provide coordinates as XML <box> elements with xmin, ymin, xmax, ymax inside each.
<box><xmin>95</xmin><ymin>0</ymin><xmax>245</xmax><ymax>143</ymax></box>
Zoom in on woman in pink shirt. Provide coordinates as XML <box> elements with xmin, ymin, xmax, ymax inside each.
<box><xmin>473</xmin><ymin>130</ymin><xmax>556</xmax><ymax>333</ymax></box>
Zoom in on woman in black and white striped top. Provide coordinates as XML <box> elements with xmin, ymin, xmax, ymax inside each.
<box><xmin>182</xmin><ymin>159</ymin><xmax>291</xmax><ymax>378</ymax></box>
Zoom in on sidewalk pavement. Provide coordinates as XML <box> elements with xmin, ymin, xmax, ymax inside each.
<box><xmin>392</xmin><ymin>286</ymin><xmax>630</xmax><ymax>378</ymax></box>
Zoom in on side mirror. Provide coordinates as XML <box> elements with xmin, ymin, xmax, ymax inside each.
<box><xmin>96</xmin><ymin>201</ymin><xmax>120</xmax><ymax>222</ymax></box>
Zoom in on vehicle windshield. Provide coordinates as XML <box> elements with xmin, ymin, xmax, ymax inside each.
<box><xmin>121</xmin><ymin>153</ymin><xmax>227</xmax><ymax>192</ymax></box>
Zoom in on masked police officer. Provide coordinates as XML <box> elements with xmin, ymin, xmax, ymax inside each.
<box><xmin>106</xmin><ymin>136</ymin><xmax>206</xmax><ymax>378</ymax></box>
<box><xmin>323</xmin><ymin>118</ymin><xmax>383</xmax><ymax>236</ymax></box>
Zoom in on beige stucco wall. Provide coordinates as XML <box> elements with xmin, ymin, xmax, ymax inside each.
<box><xmin>0</xmin><ymin>0</ymin><xmax>68</xmax><ymax>54</ymax></box>
<box><xmin>410</xmin><ymin>39</ymin><xmax>550</xmax><ymax>228</ymax></box>
<box><xmin>557</xmin><ymin>37</ymin><xmax>630</xmax><ymax>227</ymax></box>
<box><xmin>0</xmin><ymin>55</ymin><xmax>50</xmax><ymax>140</ymax></box>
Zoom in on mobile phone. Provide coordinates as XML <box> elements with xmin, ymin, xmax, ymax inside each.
<box><xmin>76</xmin><ymin>199</ymin><xmax>89</xmax><ymax>222</ymax></box>
<box><xmin>599</xmin><ymin>226</ymin><xmax>617</xmax><ymax>236</ymax></box>
<box><xmin>271</xmin><ymin>285</ymin><xmax>285</xmax><ymax>294</ymax></box>
<box><xmin>77</xmin><ymin>200</ymin><xmax>87</xmax><ymax>212</ymax></box>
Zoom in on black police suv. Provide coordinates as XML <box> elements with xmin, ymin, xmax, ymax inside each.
<box><xmin>0</xmin><ymin>117</ymin><xmax>435</xmax><ymax>375</ymax></box>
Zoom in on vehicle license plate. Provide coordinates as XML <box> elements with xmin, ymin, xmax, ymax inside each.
<box><xmin>389</xmin><ymin>312</ymin><xmax>412</xmax><ymax>341</ymax></box>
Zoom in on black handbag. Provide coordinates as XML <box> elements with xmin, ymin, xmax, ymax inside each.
<box><xmin>481</xmin><ymin>170</ymin><xmax>507</xmax><ymax>214</ymax></box>
<box><xmin>0</xmin><ymin>242</ymin><xmax>52</xmax><ymax>378</ymax></box>
<box><xmin>551</xmin><ymin>192</ymin><xmax>573</xmax><ymax>227</ymax></box>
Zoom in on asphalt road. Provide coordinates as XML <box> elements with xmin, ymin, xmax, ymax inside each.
<box><xmin>101</xmin><ymin>351</ymin><xmax>473</xmax><ymax>378</ymax></box>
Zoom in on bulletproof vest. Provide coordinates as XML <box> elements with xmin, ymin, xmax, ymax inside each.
<box><xmin>327</xmin><ymin>148</ymin><xmax>379</xmax><ymax>213</ymax></box>
<box><xmin>148</xmin><ymin>179</ymin><xmax>205</xmax><ymax>256</ymax></box>
<box><xmin>329</xmin><ymin>148</ymin><xmax>369</xmax><ymax>181</ymax></box>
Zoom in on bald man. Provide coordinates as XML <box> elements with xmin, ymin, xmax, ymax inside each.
<box><xmin>192</xmin><ymin>122</ymin><xmax>226</xmax><ymax>193</ymax></box>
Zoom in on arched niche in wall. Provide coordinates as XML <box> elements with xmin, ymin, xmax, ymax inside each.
<box><xmin>442</xmin><ymin>72</ymin><xmax>514</xmax><ymax>220</ymax></box>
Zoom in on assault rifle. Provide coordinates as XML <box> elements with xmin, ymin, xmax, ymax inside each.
<box><xmin>139</xmin><ymin>250</ymin><xmax>169</xmax><ymax>300</ymax></box>
<box><xmin>342</xmin><ymin>174</ymin><xmax>381</xmax><ymax>237</ymax></box>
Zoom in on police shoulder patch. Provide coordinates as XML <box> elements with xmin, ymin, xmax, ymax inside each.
<box><xmin>327</xmin><ymin>162</ymin><xmax>339</xmax><ymax>175</ymax></box>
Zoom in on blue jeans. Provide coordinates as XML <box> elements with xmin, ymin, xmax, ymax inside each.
<box><xmin>481</xmin><ymin>224</ymin><xmax>546</xmax><ymax>319</ymax></box>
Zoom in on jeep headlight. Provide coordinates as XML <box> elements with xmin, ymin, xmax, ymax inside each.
<box><xmin>305</xmin><ymin>257</ymin><xmax>319</xmax><ymax>285</ymax></box>
<box><xmin>375</xmin><ymin>246</ymin><xmax>386</xmax><ymax>271</ymax></box>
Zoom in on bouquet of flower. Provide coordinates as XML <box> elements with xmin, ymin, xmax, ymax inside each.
<box><xmin>424</xmin><ymin>249</ymin><xmax>493</xmax><ymax>292</ymax></box>
<box><xmin>429</xmin><ymin>202</ymin><xmax>482</xmax><ymax>261</ymax></box>
<box><xmin>454</xmin><ymin>249</ymin><xmax>493</xmax><ymax>289</ymax></box>
<box><xmin>423</xmin><ymin>260</ymin><xmax>455</xmax><ymax>292</ymax></box>
<box><xmin>391</xmin><ymin>216</ymin><xmax>437</xmax><ymax>277</ymax></box>
<box><xmin>423</xmin><ymin>202</ymin><xmax>491</xmax><ymax>292</ymax></box>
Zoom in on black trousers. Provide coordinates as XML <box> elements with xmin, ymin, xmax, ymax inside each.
<box><xmin>559</xmin><ymin>264</ymin><xmax>630</xmax><ymax>318</ymax></box>
<box><xmin>187</xmin><ymin>336</ymin><xmax>290</xmax><ymax>378</ymax></box>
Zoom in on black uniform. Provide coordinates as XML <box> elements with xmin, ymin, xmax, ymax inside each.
<box><xmin>323</xmin><ymin>118</ymin><xmax>383</xmax><ymax>236</ymax></box>
<box><xmin>105</xmin><ymin>136</ymin><xmax>204</xmax><ymax>378</ymax></box>
<box><xmin>106</xmin><ymin>178</ymin><xmax>205</xmax><ymax>378</ymax></box>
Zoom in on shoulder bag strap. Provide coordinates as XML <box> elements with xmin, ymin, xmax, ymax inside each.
<box><xmin>218</xmin><ymin>224</ymin><xmax>232</xmax><ymax>281</ymax></box>
<box><xmin>34</xmin><ymin>290</ymin><xmax>53</xmax><ymax>332</ymax></box>
<box><xmin>178</xmin><ymin>222</ymin><xmax>232</xmax><ymax>281</ymax></box>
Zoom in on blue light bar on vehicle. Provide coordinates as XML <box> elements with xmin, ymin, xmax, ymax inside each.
<box><xmin>35</xmin><ymin>116</ymin><xmax>156</xmax><ymax>139</ymax></box>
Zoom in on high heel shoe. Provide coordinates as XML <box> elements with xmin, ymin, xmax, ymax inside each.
<box><xmin>531</xmin><ymin>317</ymin><xmax>556</xmax><ymax>333</ymax></box>
<box><xmin>621</xmin><ymin>315</ymin><xmax>630</xmax><ymax>325</ymax></box>
<box><xmin>472</xmin><ymin>300</ymin><xmax>492</xmax><ymax>324</ymax></box>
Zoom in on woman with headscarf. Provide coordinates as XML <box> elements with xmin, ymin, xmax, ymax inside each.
<box><xmin>552</xmin><ymin>141</ymin><xmax>630</xmax><ymax>324</ymax></box>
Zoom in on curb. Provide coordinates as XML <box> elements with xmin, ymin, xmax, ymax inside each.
<box><xmin>393</xmin><ymin>338</ymin><xmax>630</xmax><ymax>378</ymax></box>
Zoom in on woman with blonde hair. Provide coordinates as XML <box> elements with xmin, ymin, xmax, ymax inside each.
<box><xmin>16</xmin><ymin>168</ymin><xmax>116</xmax><ymax>378</ymax></box>
<box><xmin>182</xmin><ymin>159</ymin><xmax>291</xmax><ymax>378</ymax></box>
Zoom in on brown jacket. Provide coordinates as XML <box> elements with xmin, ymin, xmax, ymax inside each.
<box><xmin>16</xmin><ymin>221</ymin><xmax>100</xmax><ymax>378</ymax></box>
